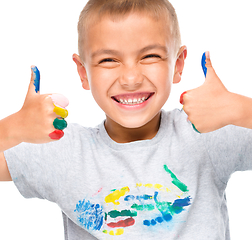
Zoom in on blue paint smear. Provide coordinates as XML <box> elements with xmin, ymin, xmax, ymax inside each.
<box><xmin>163</xmin><ymin>213</ymin><xmax>172</xmax><ymax>222</ymax></box>
<box><xmin>201</xmin><ymin>52</ymin><xmax>207</xmax><ymax>77</ymax></box>
<box><xmin>124</xmin><ymin>195</ymin><xmax>135</xmax><ymax>201</ymax></box>
<box><xmin>172</xmin><ymin>197</ymin><xmax>191</xmax><ymax>207</ymax></box>
<box><xmin>151</xmin><ymin>219</ymin><xmax>157</xmax><ymax>226</ymax></box>
<box><xmin>171</xmin><ymin>197</ymin><xmax>191</xmax><ymax>214</ymax></box>
<box><xmin>154</xmin><ymin>191</ymin><xmax>158</xmax><ymax>202</ymax></box>
<box><xmin>143</xmin><ymin>220</ymin><xmax>151</xmax><ymax>226</ymax></box>
<box><xmin>156</xmin><ymin>216</ymin><xmax>164</xmax><ymax>223</ymax></box>
<box><xmin>31</xmin><ymin>66</ymin><xmax>40</xmax><ymax>93</ymax></box>
<box><xmin>125</xmin><ymin>194</ymin><xmax>153</xmax><ymax>202</ymax></box>
<box><xmin>74</xmin><ymin>199</ymin><xmax>104</xmax><ymax>231</ymax></box>
<box><xmin>136</xmin><ymin>194</ymin><xmax>153</xmax><ymax>201</ymax></box>
<box><xmin>143</xmin><ymin>219</ymin><xmax>158</xmax><ymax>226</ymax></box>
<box><xmin>143</xmin><ymin>213</ymin><xmax>172</xmax><ymax>227</ymax></box>
<box><xmin>143</xmin><ymin>196</ymin><xmax>191</xmax><ymax>227</ymax></box>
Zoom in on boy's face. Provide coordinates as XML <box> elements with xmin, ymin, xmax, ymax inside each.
<box><xmin>74</xmin><ymin>13</ymin><xmax>186</xmax><ymax>130</ymax></box>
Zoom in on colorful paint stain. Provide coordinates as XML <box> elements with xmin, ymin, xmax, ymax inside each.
<box><xmin>74</xmin><ymin>199</ymin><xmax>104</xmax><ymax>231</ymax></box>
<box><xmin>142</xmin><ymin>192</ymin><xmax>191</xmax><ymax>227</ymax></box>
<box><xmin>105</xmin><ymin>187</ymin><xmax>130</xmax><ymax>205</ymax></box>
<box><xmin>103</xmin><ymin>228</ymin><xmax>124</xmax><ymax>235</ymax></box>
<box><xmin>135</xmin><ymin>183</ymin><xmax>171</xmax><ymax>192</ymax></box>
<box><xmin>163</xmin><ymin>165</ymin><xmax>189</xmax><ymax>192</ymax></box>
<box><xmin>107</xmin><ymin>217</ymin><xmax>135</xmax><ymax>228</ymax></box>
<box><xmin>74</xmin><ymin>165</ymin><xmax>191</xmax><ymax>237</ymax></box>
<box><xmin>31</xmin><ymin>66</ymin><xmax>40</xmax><ymax>93</ymax></box>
<box><xmin>107</xmin><ymin>210</ymin><xmax>137</xmax><ymax>218</ymax></box>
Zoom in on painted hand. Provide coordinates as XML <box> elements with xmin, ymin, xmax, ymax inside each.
<box><xmin>18</xmin><ymin>66</ymin><xmax>69</xmax><ymax>143</ymax></box>
<box><xmin>180</xmin><ymin>52</ymin><xmax>232</xmax><ymax>133</ymax></box>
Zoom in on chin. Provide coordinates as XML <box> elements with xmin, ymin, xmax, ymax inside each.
<box><xmin>116</xmin><ymin>115</ymin><xmax>155</xmax><ymax>129</ymax></box>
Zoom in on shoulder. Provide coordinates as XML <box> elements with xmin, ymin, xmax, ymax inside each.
<box><xmin>161</xmin><ymin>108</ymin><xmax>197</xmax><ymax>135</ymax></box>
<box><xmin>64</xmin><ymin>123</ymin><xmax>101</xmax><ymax>139</ymax></box>
<box><xmin>61</xmin><ymin>122</ymin><xmax>106</xmax><ymax>149</ymax></box>
<box><xmin>162</xmin><ymin>108</ymin><xmax>189</xmax><ymax>125</ymax></box>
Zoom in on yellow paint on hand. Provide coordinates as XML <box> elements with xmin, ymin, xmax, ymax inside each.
<box><xmin>54</xmin><ymin>104</ymin><xmax>69</xmax><ymax>118</ymax></box>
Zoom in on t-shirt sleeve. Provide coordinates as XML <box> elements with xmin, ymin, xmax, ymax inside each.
<box><xmin>203</xmin><ymin>125</ymin><xmax>252</xmax><ymax>184</ymax></box>
<box><xmin>4</xmin><ymin>126</ymin><xmax>75</xmax><ymax>202</ymax></box>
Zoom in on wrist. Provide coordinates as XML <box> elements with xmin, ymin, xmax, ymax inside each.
<box><xmin>0</xmin><ymin>112</ymin><xmax>23</xmax><ymax>151</ymax></box>
<box><xmin>226</xmin><ymin>92</ymin><xmax>252</xmax><ymax>128</ymax></box>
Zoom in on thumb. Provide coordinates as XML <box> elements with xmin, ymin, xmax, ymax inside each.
<box><xmin>27</xmin><ymin>65</ymin><xmax>40</xmax><ymax>95</ymax></box>
<box><xmin>201</xmin><ymin>51</ymin><xmax>209</xmax><ymax>77</ymax></box>
<box><xmin>201</xmin><ymin>51</ymin><xmax>217</xmax><ymax>81</ymax></box>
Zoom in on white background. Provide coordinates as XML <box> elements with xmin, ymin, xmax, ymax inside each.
<box><xmin>0</xmin><ymin>0</ymin><xmax>252</xmax><ymax>239</ymax></box>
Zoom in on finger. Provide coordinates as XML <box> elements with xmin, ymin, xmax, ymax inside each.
<box><xmin>179</xmin><ymin>91</ymin><xmax>187</xmax><ymax>105</ymax></box>
<box><xmin>192</xmin><ymin>124</ymin><xmax>201</xmax><ymax>134</ymax></box>
<box><xmin>53</xmin><ymin>118</ymin><xmax>67</xmax><ymax>130</ymax></box>
<box><xmin>49</xmin><ymin>94</ymin><xmax>69</xmax><ymax>119</ymax></box>
<box><xmin>31</xmin><ymin>66</ymin><xmax>40</xmax><ymax>93</ymax></box>
<box><xmin>49</xmin><ymin>93</ymin><xmax>69</xmax><ymax>109</ymax></box>
<box><xmin>49</xmin><ymin>130</ymin><xmax>64</xmax><ymax>140</ymax></box>
<box><xmin>201</xmin><ymin>52</ymin><xmax>208</xmax><ymax>78</ymax></box>
<box><xmin>202</xmin><ymin>51</ymin><xmax>216</xmax><ymax>80</ymax></box>
<box><xmin>53</xmin><ymin>105</ymin><xmax>69</xmax><ymax>118</ymax></box>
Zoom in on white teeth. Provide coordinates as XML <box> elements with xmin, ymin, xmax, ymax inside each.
<box><xmin>118</xmin><ymin>96</ymin><xmax>148</xmax><ymax>105</ymax></box>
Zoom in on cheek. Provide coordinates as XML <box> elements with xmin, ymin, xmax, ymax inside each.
<box><xmin>88</xmin><ymin>69</ymin><xmax>117</xmax><ymax>108</ymax></box>
<box><xmin>143</xmin><ymin>63</ymin><xmax>172</xmax><ymax>90</ymax></box>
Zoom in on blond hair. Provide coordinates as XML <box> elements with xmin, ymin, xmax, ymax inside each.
<box><xmin>78</xmin><ymin>0</ymin><xmax>181</xmax><ymax>60</ymax></box>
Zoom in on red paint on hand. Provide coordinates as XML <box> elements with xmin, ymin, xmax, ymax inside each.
<box><xmin>180</xmin><ymin>91</ymin><xmax>187</xmax><ymax>105</ymax></box>
<box><xmin>49</xmin><ymin>130</ymin><xmax>64</xmax><ymax>140</ymax></box>
<box><xmin>107</xmin><ymin>217</ymin><xmax>135</xmax><ymax>228</ymax></box>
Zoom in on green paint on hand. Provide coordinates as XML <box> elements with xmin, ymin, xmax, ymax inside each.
<box><xmin>53</xmin><ymin>118</ymin><xmax>67</xmax><ymax>130</ymax></box>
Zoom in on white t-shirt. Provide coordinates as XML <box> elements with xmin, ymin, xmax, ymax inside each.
<box><xmin>5</xmin><ymin>109</ymin><xmax>252</xmax><ymax>239</ymax></box>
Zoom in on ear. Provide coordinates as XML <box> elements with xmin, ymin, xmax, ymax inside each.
<box><xmin>173</xmin><ymin>46</ymin><xmax>187</xmax><ymax>84</ymax></box>
<box><xmin>72</xmin><ymin>54</ymin><xmax>90</xmax><ymax>90</ymax></box>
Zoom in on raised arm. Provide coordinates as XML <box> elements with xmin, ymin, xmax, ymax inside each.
<box><xmin>0</xmin><ymin>66</ymin><xmax>69</xmax><ymax>181</ymax></box>
<box><xmin>181</xmin><ymin>52</ymin><xmax>252</xmax><ymax>133</ymax></box>
<box><xmin>0</xmin><ymin>152</ymin><xmax>11</xmax><ymax>181</ymax></box>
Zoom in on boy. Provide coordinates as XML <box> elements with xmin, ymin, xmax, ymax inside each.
<box><xmin>1</xmin><ymin>0</ymin><xmax>252</xmax><ymax>239</ymax></box>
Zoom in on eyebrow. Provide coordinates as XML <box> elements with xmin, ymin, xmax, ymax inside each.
<box><xmin>91</xmin><ymin>44</ymin><xmax>168</xmax><ymax>59</ymax></box>
<box><xmin>139</xmin><ymin>44</ymin><xmax>168</xmax><ymax>55</ymax></box>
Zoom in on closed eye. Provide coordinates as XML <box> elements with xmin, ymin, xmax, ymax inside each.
<box><xmin>143</xmin><ymin>54</ymin><xmax>162</xmax><ymax>59</ymax></box>
<box><xmin>99</xmin><ymin>58</ymin><xmax>116</xmax><ymax>64</ymax></box>
<box><xmin>140</xmin><ymin>54</ymin><xmax>164</xmax><ymax>64</ymax></box>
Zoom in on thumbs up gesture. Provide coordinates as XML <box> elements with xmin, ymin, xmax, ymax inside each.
<box><xmin>18</xmin><ymin>66</ymin><xmax>69</xmax><ymax>143</ymax></box>
<box><xmin>181</xmin><ymin>52</ymin><xmax>233</xmax><ymax>133</ymax></box>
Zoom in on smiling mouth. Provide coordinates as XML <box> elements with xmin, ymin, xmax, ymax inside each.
<box><xmin>112</xmin><ymin>92</ymin><xmax>154</xmax><ymax>105</ymax></box>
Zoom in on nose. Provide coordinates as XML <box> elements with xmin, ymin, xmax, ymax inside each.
<box><xmin>119</xmin><ymin>65</ymin><xmax>144</xmax><ymax>90</ymax></box>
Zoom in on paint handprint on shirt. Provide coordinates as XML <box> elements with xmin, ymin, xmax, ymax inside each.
<box><xmin>74</xmin><ymin>165</ymin><xmax>192</xmax><ymax>237</ymax></box>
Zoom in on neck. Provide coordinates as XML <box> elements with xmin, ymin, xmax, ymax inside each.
<box><xmin>104</xmin><ymin>112</ymin><xmax>161</xmax><ymax>143</ymax></box>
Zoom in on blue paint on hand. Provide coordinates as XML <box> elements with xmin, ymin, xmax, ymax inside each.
<box><xmin>201</xmin><ymin>52</ymin><xmax>207</xmax><ymax>77</ymax></box>
<box><xmin>32</xmin><ymin>66</ymin><xmax>40</xmax><ymax>93</ymax></box>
